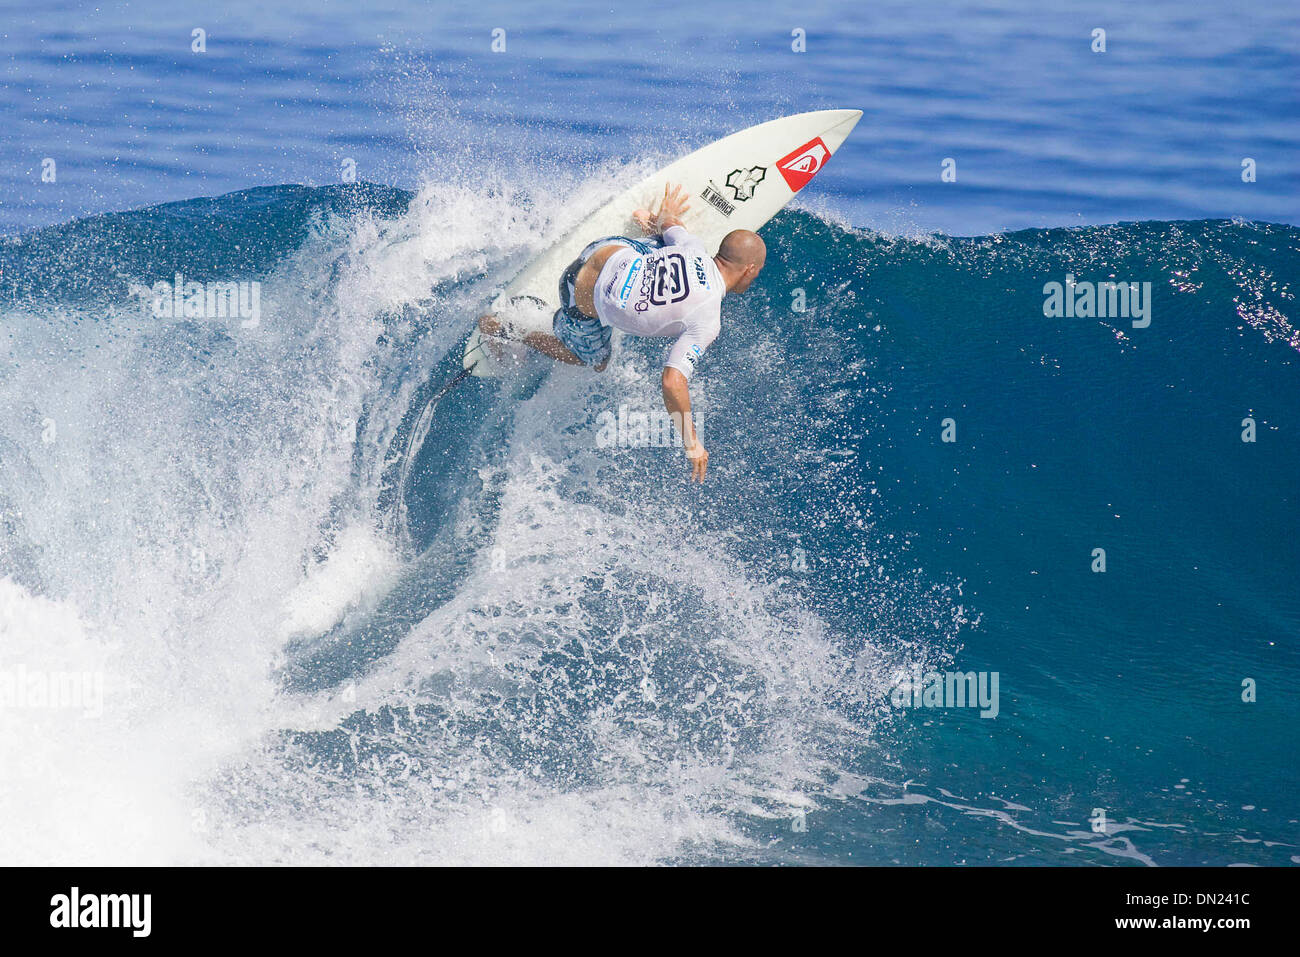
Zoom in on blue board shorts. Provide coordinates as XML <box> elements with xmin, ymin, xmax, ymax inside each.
<box><xmin>553</xmin><ymin>235</ymin><xmax>659</xmax><ymax>367</ymax></box>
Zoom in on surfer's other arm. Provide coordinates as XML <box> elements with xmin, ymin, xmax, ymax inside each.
<box><xmin>662</xmin><ymin>366</ymin><xmax>708</xmax><ymax>483</ymax></box>
<box><xmin>634</xmin><ymin>183</ymin><xmax>691</xmax><ymax>235</ymax></box>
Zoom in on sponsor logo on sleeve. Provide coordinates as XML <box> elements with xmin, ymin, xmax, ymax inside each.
<box><xmin>682</xmin><ymin>343</ymin><xmax>704</xmax><ymax>374</ymax></box>
<box><xmin>776</xmin><ymin>137</ymin><xmax>830</xmax><ymax>191</ymax></box>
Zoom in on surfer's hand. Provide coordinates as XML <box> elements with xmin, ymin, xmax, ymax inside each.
<box><xmin>633</xmin><ymin>207</ymin><xmax>656</xmax><ymax>234</ymax></box>
<box><xmin>636</xmin><ymin>183</ymin><xmax>691</xmax><ymax>234</ymax></box>
<box><xmin>685</xmin><ymin>439</ymin><xmax>708</xmax><ymax>483</ymax></box>
<box><xmin>658</xmin><ymin>183</ymin><xmax>691</xmax><ymax>230</ymax></box>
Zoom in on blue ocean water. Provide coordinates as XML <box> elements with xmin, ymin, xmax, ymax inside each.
<box><xmin>5</xmin><ymin>0</ymin><xmax>1299</xmax><ymax>236</ymax></box>
<box><xmin>0</xmin><ymin>1</ymin><xmax>1297</xmax><ymax>865</ymax></box>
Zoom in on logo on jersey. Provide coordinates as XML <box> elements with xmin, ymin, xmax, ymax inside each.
<box><xmin>634</xmin><ymin>252</ymin><xmax>691</xmax><ymax>312</ymax></box>
<box><xmin>650</xmin><ymin>253</ymin><xmax>690</xmax><ymax>306</ymax></box>
<box><xmin>725</xmin><ymin>166</ymin><xmax>766</xmax><ymax>201</ymax></box>
<box><xmin>776</xmin><ymin>137</ymin><xmax>830</xmax><ymax>192</ymax></box>
<box><xmin>617</xmin><ymin>257</ymin><xmax>642</xmax><ymax>305</ymax></box>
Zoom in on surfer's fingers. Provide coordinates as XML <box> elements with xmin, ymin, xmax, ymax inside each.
<box><xmin>664</xmin><ymin>183</ymin><xmax>690</xmax><ymax>219</ymax></box>
<box><xmin>688</xmin><ymin>445</ymin><xmax>708</xmax><ymax>482</ymax></box>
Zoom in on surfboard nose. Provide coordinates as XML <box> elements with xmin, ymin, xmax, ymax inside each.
<box><xmin>823</xmin><ymin>110</ymin><xmax>864</xmax><ymax>152</ymax></box>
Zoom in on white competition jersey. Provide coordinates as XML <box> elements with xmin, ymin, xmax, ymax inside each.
<box><xmin>592</xmin><ymin>226</ymin><xmax>724</xmax><ymax>379</ymax></box>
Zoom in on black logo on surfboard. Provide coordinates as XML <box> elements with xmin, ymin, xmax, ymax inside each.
<box><xmin>701</xmin><ymin>182</ymin><xmax>735</xmax><ymax>217</ymax></box>
<box><xmin>725</xmin><ymin>166</ymin><xmax>766</xmax><ymax>201</ymax></box>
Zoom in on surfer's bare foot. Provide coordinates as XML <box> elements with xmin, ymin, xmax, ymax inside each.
<box><xmin>474</xmin><ymin>313</ymin><xmax>513</xmax><ymax>363</ymax></box>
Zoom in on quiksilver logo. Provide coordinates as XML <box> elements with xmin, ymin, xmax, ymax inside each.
<box><xmin>781</xmin><ymin>142</ymin><xmax>827</xmax><ymax>175</ymax></box>
<box><xmin>49</xmin><ymin>887</ymin><xmax>151</xmax><ymax>938</ymax></box>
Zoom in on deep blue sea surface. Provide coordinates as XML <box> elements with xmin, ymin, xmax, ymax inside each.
<box><xmin>5</xmin><ymin>0</ymin><xmax>1299</xmax><ymax>236</ymax></box>
<box><xmin>0</xmin><ymin>1</ymin><xmax>1297</xmax><ymax>865</ymax></box>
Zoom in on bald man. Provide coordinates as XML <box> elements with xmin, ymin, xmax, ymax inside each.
<box><xmin>477</xmin><ymin>183</ymin><xmax>767</xmax><ymax>482</ymax></box>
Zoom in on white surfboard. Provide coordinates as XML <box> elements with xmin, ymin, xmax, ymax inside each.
<box><xmin>463</xmin><ymin>108</ymin><xmax>863</xmax><ymax>375</ymax></box>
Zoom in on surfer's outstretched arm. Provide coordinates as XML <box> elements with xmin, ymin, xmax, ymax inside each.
<box><xmin>662</xmin><ymin>367</ymin><xmax>708</xmax><ymax>482</ymax></box>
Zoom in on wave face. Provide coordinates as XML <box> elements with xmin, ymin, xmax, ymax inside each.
<box><xmin>1</xmin><ymin>184</ymin><xmax>1297</xmax><ymax>865</ymax></box>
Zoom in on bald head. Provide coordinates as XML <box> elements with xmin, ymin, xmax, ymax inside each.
<box><xmin>717</xmin><ymin>229</ymin><xmax>766</xmax><ymax>269</ymax></box>
<box><xmin>714</xmin><ymin>229</ymin><xmax>766</xmax><ymax>293</ymax></box>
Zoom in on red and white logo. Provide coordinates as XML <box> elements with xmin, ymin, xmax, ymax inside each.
<box><xmin>776</xmin><ymin>137</ymin><xmax>830</xmax><ymax>192</ymax></box>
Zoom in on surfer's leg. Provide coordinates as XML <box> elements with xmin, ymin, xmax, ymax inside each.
<box><xmin>551</xmin><ymin>307</ymin><xmax>613</xmax><ymax>371</ymax></box>
<box><xmin>504</xmin><ymin>245</ymin><xmax>615</xmax><ymax>369</ymax></box>
<box><xmin>523</xmin><ymin>328</ymin><xmax>587</xmax><ymax>365</ymax></box>
<box><xmin>473</xmin><ymin>238</ymin><xmax>633</xmax><ymax>369</ymax></box>
<box><xmin>477</xmin><ymin>312</ymin><xmax>585</xmax><ymax>365</ymax></box>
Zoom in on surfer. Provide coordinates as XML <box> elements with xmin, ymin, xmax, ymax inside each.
<box><xmin>477</xmin><ymin>183</ymin><xmax>766</xmax><ymax>482</ymax></box>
